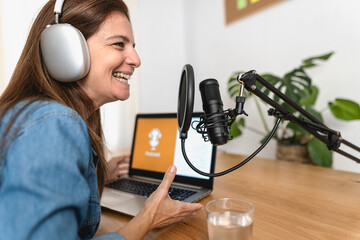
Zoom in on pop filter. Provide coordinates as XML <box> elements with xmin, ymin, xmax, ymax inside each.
<box><xmin>177</xmin><ymin>64</ymin><xmax>194</xmax><ymax>139</ymax></box>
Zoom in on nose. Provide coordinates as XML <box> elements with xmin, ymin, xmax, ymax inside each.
<box><xmin>126</xmin><ymin>47</ymin><xmax>141</xmax><ymax>68</ymax></box>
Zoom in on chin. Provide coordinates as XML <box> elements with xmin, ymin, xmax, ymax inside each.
<box><xmin>117</xmin><ymin>93</ymin><xmax>130</xmax><ymax>101</ymax></box>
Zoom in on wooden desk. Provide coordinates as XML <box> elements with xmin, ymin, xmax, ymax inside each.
<box><xmin>96</xmin><ymin>151</ymin><xmax>360</xmax><ymax>239</ymax></box>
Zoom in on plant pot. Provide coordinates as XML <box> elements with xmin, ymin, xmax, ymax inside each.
<box><xmin>276</xmin><ymin>141</ymin><xmax>314</xmax><ymax>165</ymax></box>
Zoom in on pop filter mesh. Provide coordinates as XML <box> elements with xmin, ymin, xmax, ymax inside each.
<box><xmin>177</xmin><ymin>64</ymin><xmax>194</xmax><ymax>139</ymax></box>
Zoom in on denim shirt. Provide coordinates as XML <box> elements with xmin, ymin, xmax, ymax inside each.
<box><xmin>0</xmin><ymin>101</ymin><xmax>125</xmax><ymax>240</ymax></box>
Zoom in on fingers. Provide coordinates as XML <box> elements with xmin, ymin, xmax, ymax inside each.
<box><xmin>174</xmin><ymin>201</ymin><xmax>203</xmax><ymax>218</ymax></box>
<box><xmin>158</xmin><ymin>165</ymin><xmax>177</xmax><ymax>192</ymax></box>
<box><xmin>117</xmin><ymin>161</ymin><xmax>130</xmax><ymax>171</ymax></box>
<box><xmin>106</xmin><ymin>155</ymin><xmax>131</xmax><ymax>183</ymax></box>
<box><xmin>180</xmin><ymin>202</ymin><xmax>203</xmax><ymax>214</ymax></box>
<box><xmin>151</xmin><ymin>201</ymin><xmax>203</xmax><ymax>229</ymax></box>
<box><xmin>121</xmin><ymin>154</ymin><xmax>130</xmax><ymax>162</ymax></box>
<box><xmin>113</xmin><ymin>155</ymin><xmax>130</xmax><ymax>164</ymax></box>
<box><xmin>116</xmin><ymin>156</ymin><xmax>129</xmax><ymax>176</ymax></box>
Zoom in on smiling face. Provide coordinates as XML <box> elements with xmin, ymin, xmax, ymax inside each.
<box><xmin>78</xmin><ymin>11</ymin><xmax>141</xmax><ymax>109</ymax></box>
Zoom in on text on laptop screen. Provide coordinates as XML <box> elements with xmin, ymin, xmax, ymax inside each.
<box><xmin>131</xmin><ymin>116</ymin><xmax>213</xmax><ymax>179</ymax></box>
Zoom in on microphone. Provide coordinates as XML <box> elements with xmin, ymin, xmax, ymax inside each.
<box><xmin>199</xmin><ymin>79</ymin><xmax>229</xmax><ymax>145</ymax></box>
<box><xmin>177</xmin><ymin>64</ymin><xmax>280</xmax><ymax>177</ymax></box>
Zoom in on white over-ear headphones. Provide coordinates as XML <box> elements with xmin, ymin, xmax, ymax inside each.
<box><xmin>40</xmin><ymin>0</ymin><xmax>90</xmax><ymax>82</ymax></box>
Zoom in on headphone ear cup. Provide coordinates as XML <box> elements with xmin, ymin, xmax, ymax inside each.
<box><xmin>40</xmin><ymin>23</ymin><xmax>90</xmax><ymax>82</ymax></box>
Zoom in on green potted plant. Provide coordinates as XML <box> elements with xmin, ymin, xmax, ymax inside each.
<box><xmin>227</xmin><ymin>52</ymin><xmax>360</xmax><ymax>167</ymax></box>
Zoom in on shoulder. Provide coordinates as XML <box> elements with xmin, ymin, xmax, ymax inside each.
<box><xmin>4</xmin><ymin>100</ymin><xmax>87</xmax><ymax>135</ymax></box>
<box><xmin>21</xmin><ymin>100</ymin><xmax>83</xmax><ymax>123</ymax></box>
<box><xmin>1</xmin><ymin>100</ymin><xmax>91</xmax><ymax>163</ymax></box>
<box><xmin>3</xmin><ymin>100</ymin><xmax>92</xmax><ymax>174</ymax></box>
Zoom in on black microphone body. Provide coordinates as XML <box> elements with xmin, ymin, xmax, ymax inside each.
<box><xmin>199</xmin><ymin>79</ymin><xmax>229</xmax><ymax>146</ymax></box>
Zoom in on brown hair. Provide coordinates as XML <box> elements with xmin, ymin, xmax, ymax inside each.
<box><xmin>0</xmin><ymin>0</ymin><xmax>130</xmax><ymax>196</ymax></box>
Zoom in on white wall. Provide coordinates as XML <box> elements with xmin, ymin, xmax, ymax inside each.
<box><xmin>0</xmin><ymin>0</ymin><xmax>4</xmax><ymax>92</ymax></box>
<box><xmin>1</xmin><ymin>0</ymin><xmax>359</xmax><ymax>172</ymax></box>
<box><xmin>1</xmin><ymin>0</ymin><xmax>47</xmax><ymax>83</ymax></box>
<box><xmin>132</xmin><ymin>0</ymin><xmax>187</xmax><ymax>113</ymax></box>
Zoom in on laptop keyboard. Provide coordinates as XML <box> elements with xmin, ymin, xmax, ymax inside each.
<box><xmin>106</xmin><ymin>178</ymin><xmax>197</xmax><ymax>201</ymax></box>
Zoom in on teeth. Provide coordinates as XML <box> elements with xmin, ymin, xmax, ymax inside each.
<box><xmin>112</xmin><ymin>72</ymin><xmax>131</xmax><ymax>82</ymax></box>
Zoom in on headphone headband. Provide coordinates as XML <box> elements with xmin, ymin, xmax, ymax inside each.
<box><xmin>54</xmin><ymin>0</ymin><xmax>66</xmax><ymax>15</ymax></box>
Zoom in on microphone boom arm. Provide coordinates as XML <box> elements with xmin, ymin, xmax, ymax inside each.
<box><xmin>239</xmin><ymin>70</ymin><xmax>360</xmax><ymax>163</ymax></box>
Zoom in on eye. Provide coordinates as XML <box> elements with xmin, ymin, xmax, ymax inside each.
<box><xmin>113</xmin><ymin>42</ymin><xmax>125</xmax><ymax>48</ymax></box>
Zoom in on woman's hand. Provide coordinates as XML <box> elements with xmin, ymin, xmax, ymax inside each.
<box><xmin>105</xmin><ymin>155</ymin><xmax>130</xmax><ymax>184</ymax></box>
<box><xmin>118</xmin><ymin>165</ymin><xmax>203</xmax><ymax>239</ymax></box>
<box><xmin>141</xmin><ymin>165</ymin><xmax>203</xmax><ymax>228</ymax></box>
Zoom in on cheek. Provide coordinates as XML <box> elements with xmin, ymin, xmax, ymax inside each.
<box><xmin>86</xmin><ymin>66</ymin><xmax>103</xmax><ymax>86</ymax></box>
<box><xmin>87</xmin><ymin>57</ymin><xmax>112</xmax><ymax>82</ymax></box>
<box><xmin>92</xmin><ymin>55</ymin><xmax>122</xmax><ymax>78</ymax></box>
<box><xmin>88</xmin><ymin>45</ymin><xmax>112</xmax><ymax>73</ymax></box>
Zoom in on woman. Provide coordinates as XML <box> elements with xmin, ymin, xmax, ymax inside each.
<box><xmin>0</xmin><ymin>0</ymin><xmax>203</xmax><ymax>239</ymax></box>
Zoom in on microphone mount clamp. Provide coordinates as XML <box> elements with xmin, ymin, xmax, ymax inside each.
<box><xmin>225</xmin><ymin>73</ymin><xmax>249</xmax><ymax>125</ymax></box>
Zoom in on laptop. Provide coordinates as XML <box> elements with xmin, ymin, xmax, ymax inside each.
<box><xmin>100</xmin><ymin>112</ymin><xmax>216</xmax><ymax>216</ymax></box>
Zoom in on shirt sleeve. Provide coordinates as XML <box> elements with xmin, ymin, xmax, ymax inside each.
<box><xmin>0</xmin><ymin>110</ymin><xmax>94</xmax><ymax>239</ymax></box>
<box><xmin>93</xmin><ymin>233</ymin><xmax>126</xmax><ymax>240</ymax></box>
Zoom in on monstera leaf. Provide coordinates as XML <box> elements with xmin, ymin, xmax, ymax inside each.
<box><xmin>307</xmin><ymin>138</ymin><xmax>332</xmax><ymax>167</ymax></box>
<box><xmin>259</xmin><ymin>52</ymin><xmax>334</xmax><ymax>106</ymax></box>
<box><xmin>301</xmin><ymin>52</ymin><xmax>334</xmax><ymax>69</ymax></box>
<box><xmin>261</xmin><ymin>69</ymin><xmax>312</xmax><ymax>107</ymax></box>
<box><xmin>328</xmin><ymin>98</ymin><xmax>360</xmax><ymax>121</ymax></box>
<box><xmin>299</xmin><ymin>85</ymin><xmax>319</xmax><ymax>106</ymax></box>
<box><xmin>229</xmin><ymin>117</ymin><xmax>245</xmax><ymax>139</ymax></box>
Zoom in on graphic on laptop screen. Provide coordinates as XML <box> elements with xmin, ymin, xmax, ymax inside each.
<box><xmin>131</xmin><ymin>116</ymin><xmax>213</xmax><ymax>179</ymax></box>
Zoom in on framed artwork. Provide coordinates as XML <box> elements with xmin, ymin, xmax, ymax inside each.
<box><xmin>225</xmin><ymin>0</ymin><xmax>286</xmax><ymax>24</ymax></box>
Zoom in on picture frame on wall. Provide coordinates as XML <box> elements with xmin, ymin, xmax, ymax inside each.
<box><xmin>225</xmin><ymin>0</ymin><xmax>286</xmax><ymax>24</ymax></box>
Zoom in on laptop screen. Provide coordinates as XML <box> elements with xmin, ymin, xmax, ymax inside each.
<box><xmin>129</xmin><ymin>113</ymin><xmax>216</xmax><ymax>186</ymax></box>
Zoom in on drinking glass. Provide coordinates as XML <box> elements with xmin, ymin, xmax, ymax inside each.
<box><xmin>206</xmin><ymin>198</ymin><xmax>254</xmax><ymax>240</ymax></box>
